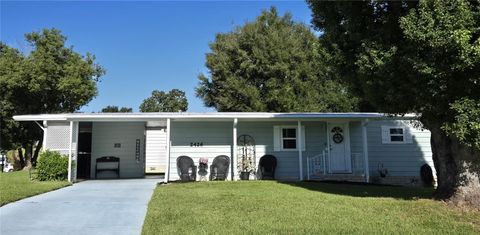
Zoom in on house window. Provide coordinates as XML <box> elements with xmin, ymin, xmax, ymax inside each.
<box><xmin>282</xmin><ymin>128</ymin><xmax>297</xmax><ymax>150</ymax></box>
<box><xmin>381</xmin><ymin>126</ymin><xmax>409</xmax><ymax>144</ymax></box>
<box><xmin>389</xmin><ymin>128</ymin><xmax>405</xmax><ymax>142</ymax></box>
<box><xmin>273</xmin><ymin>125</ymin><xmax>305</xmax><ymax>151</ymax></box>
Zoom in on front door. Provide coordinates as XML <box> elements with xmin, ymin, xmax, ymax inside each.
<box><xmin>327</xmin><ymin>123</ymin><xmax>351</xmax><ymax>173</ymax></box>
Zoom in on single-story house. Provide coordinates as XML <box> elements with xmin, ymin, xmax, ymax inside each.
<box><xmin>13</xmin><ymin>112</ymin><xmax>435</xmax><ymax>186</ymax></box>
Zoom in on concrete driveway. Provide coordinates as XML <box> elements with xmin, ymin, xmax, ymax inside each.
<box><xmin>0</xmin><ymin>178</ymin><xmax>161</xmax><ymax>235</ymax></box>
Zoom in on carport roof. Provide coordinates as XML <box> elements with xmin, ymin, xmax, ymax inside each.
<box><xmin>13</xmin><ymin>112</ymin><xmax>418</xmax><ymax>122</ymax></box>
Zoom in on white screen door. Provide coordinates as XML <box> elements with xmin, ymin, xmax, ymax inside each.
<box><xmin>328</xmin><ymin>123</ymin><xmax>351</xmax><ymax>173</ymax></box>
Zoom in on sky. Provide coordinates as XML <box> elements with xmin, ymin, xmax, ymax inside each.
<box><xmin>1</xmin><ymin>1</ymin><xmax>314</xmax><ymax>112</ymax></box>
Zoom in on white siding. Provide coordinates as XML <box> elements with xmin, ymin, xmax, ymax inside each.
<box><xmin>145</xmin><ymin>127</ymin><xmax>167</xmax><ymax>173</ymax></box>
<box><xmin>45</xmin><ymin>121</ymin><xmax>70</xmax><ymax>155</ymax></box>
<box><xmin>91</xmin><ymin>122</ymin><xmax>145</xmax><ymax>178</ymax></box>
<box><xmin>169</xmin><ymin>121</ymin><xmax>233</xmax><ymax>181</ymax></box>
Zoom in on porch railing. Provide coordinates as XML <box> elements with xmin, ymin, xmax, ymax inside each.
<box><xmin>307</xmin><ymin>151</ymin><xmax>328</xmax><ymax>180</ymax></box>
<box><xmin>307</xmin><ymin>151</ymin><xmax>365</xmax><ymax>180</ymax></box>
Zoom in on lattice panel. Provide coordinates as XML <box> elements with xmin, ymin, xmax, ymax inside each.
<box><xmin>46</xmin><ymin>122</ymin><xmax>71</xmax><ymax>150</ymax></box>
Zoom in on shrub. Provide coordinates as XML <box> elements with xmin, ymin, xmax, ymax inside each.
<box><xmin>36</xmin><ymin>150</ymin><xmax>68</xmax><ymax>181</ymax></box>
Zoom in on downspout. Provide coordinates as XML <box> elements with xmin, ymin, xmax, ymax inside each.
<box><xmin>361</xmin><ymin>119</ymin><xmax>370</xmax><ymax>183</ymax></box>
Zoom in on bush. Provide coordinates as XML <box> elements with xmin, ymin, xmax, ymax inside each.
<box><xmin>36</xmin><ymin>150</ymin><xmax>68</xmax><ymax>181</ymax></box>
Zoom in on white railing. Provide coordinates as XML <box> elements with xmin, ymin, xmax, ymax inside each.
<box><xmin>307</xmin><ymin>151</ymin><xmax>364</xmax><ymax>180</ymax></box>
<box><xmin>307</xmin><ymin>150</ymin><xmax>327</xmax><ymax>180</ymax></box>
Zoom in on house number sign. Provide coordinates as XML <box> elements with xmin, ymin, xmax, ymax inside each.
<box><xmin>190</xmin><ymin>142</ymin><xmax>203</xmax><ymax>147</ymax></box>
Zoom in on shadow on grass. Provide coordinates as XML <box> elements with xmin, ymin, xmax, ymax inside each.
<box><xmin>279</xmin><ymin>180</ymin><xmax>435</xmax><ymax>200</ymax></box>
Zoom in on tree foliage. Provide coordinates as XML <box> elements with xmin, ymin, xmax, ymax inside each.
<box><xmin>139</xmin><ymin>89</ymin><xmax>188</xmax><ymax>112</ymax></box>
<box><xmin>101</xmin><ymin>105</ymin><xmax>132</xmax><ymax>113</ymax></box>
<box><xmin>308</xmin><ymin>0</ymin><xmax>480</xmax><ymax>202</ymax></box>
<box><xmin>196</xmin><ymin>8</ymin><xmax>358</xmax><ymax>112</ymax></box>
<box><xmin>0</xmin><ymin>28</ymin><xmax>104</xmax><ymax>167</ymax></box>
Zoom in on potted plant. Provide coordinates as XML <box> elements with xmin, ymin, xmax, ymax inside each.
<box><xmin>198</xmin><ymin>157</ymin><xmax>208</xmax><ymax>178</ymax></box>
<box><xmin>238</xmin><ymin>155</ymin><xmax>255</xmax><ymax>180</ymax></box>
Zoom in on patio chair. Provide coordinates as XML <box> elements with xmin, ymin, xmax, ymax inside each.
<box><xmin>177</xmin><ymin>156</ymin><xmax>197</xmax><ymax>182</ymax></box>
<box><xmin>259</xmin><ymin>155</ymin><xmax>277</xmax><ymax>180</ymax></box>
<box><xmin>209</xmin><ymin>155</ymin><xmax>230</xmax><ymax>181</ymax></box>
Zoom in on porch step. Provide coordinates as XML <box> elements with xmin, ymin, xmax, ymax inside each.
<box><xmin>309</xmin><ymin>175</ymin><xmax>365</xmax><ymax>183</ymax></box>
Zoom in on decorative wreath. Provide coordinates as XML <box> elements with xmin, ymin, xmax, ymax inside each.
<box><xmin>331</xmin><ymin>127</ymin><xmax>344</xmax><ymax>144</ymax></box>
<box><xmin>333</xmin><ymin>133</ymin><xmax>344</xmax><ymax>143</ymax></box>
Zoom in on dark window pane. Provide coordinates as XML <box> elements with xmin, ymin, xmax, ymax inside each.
<box><xmin>390</xmin><ymin>128</ymin><xmax>403</xmax><ymax>134</ymax></box>
<box><xmin>283</xmin><ymin>139</ymin><xmax>296</xmax><ymax>149</ymax></box>
<box><xmin>391</xmin><ymin>136</ymin><xmax>404</xmax><ymax>142</ymax></box>
<box><xmin>282</xmin><ymin>128</ymin><xmax>296</xmax><ymax>138</ymax></box>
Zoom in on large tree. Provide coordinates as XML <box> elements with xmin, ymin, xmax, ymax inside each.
<box><xmin>308</xmin><ymin>0</ymin><xmax>480</xmax><ymax>206</ymax></box>
<box><xmin>196</xmin><ymin>8</ymin><xmax>358</xmax><ymax>112</ymax></box>
<box><xmin>101</xmin><ymin>105</ymin><xmax>132</xmax><ymax>113</ymax></box>
<box><xmin>0</xmin><ymin>28</ymin><xmax>104</xmax><ymax>167</ymax></box>
<box><xmin>139</xmin><ymin>89</ymin><xmax>188</xmax><ymax>112</ymax></box>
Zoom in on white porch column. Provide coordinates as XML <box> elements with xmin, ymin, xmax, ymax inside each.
<box><xmin>68</xmin><ymin>121</ymin><xmax>73</xmax><ymax>182</ymax></box>
<box><xmin>42</xmin><ymin>120</ymin><xmax>48</xmax><ymax>149</ymax></box>
<box><xmin>297</xmin><ymin>120</ymin><xmax>303</xmax><ymax>181</ymax></box>
<box><xmin>232</xmin><ymin>118</ymin><xmax>238</xmax><ymax>181</ymax></box>
<box><xmin>361</xmin><ymin>120</ymin><xmax>370</xmax><ymax>183</ymax></box>
<box><xmin>165</xmin><ymin>118</ymin><xmax>171</xmax><ymax>183</ymax></box>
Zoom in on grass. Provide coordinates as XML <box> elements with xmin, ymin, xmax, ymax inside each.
<box><xmin>0</xmin><ymin>170</ymin><xmax>71</xmax><ymax>206</ymax></box>
<box><xmin>142</xmin><ymin>181</ymin><xmax>480</xmax><ymax>234</ymax></box>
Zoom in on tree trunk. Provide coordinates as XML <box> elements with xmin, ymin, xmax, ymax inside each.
<box><xmin>32</xmin><ymin>139</ymin><xmax>43</xmax><ymax>167</ymax></box>
<box><xmin>430</xmin><ymin>125</ymin><xmax>480</xmax><ymax>209</ymax></box>
<box><xmin>17</xmin><ymin>148</ymin><xmax>25</xmax><ymax>168</ymax></box>
<box><xmin>23</xmin><ymin>144</ymin><xmax>32</xmax><ymax>169</ymax></box>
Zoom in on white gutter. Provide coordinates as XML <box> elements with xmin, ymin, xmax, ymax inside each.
<box><xmin>13</xmin><ymin>112</ymin><xmax>419</xmax><ymax>122</ymax></box>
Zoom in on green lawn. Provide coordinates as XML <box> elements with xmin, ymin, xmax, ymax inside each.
<box><xmin>0</xmin><ymin>170</ymin><xmax>71</xmax><ymax>206</ymax></box>
<box><xmin>142</xmin><ymin>181</ymin><xmax>480</xmax><ymax>234</ymax></box>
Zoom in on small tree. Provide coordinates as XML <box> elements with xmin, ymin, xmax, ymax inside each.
<box><xmin>101</xmin><ymin>105</ymin><xmax>132</xmax><ymax>113</ymax></box>
<box><xmin>139</xmin><ymin>89</ymin><xmax>188</xmax><ymax>112</ymax></box>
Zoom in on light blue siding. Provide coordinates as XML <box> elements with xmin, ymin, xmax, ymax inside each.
<box><xmin>366</xmin><ymin>120</ymin><xmax>434</xmax><ymax>177</ymax></box>
<box><xmin>349</xmin><ymin>122</ymin><xmax>363</xmax><ymax>155</ymax></box>
<box><xmin>238</xmin><ymin>121</ymin><xmax>326</xmax><ymax>180</ymax></box>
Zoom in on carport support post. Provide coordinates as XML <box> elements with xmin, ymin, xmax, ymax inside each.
<box><xmin>232</xmin><ymin>118</ymin><xmax>238</xmax><ymax>181</ymax></box>
<box><xmin>68</xmin><ymin>121</ymin><xmax>73</xmax><ymax>182</ymax></box>
<box><xmin>298</xmin><ymin>120</ymin><xmax>303</xmax><ymax>181</ymax></box>
<box><xmin>165</xmin><ymin>118</ymin><xmax>171</xmax><ymax>183</ymax></box>
<box><xmin>361</xmin><ymin>120</ymin><xmax>370</xmax><ymax>183</ymax></box>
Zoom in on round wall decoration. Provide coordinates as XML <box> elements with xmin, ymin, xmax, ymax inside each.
<box><xmin>331</xmin><ymin>127</ymin><xmax>344</xmax><ymax>144</ymax></box>
<box><xmin>333</xmin><ymin>133</ymin><xmax>344</xmax><ymax>143</ymax></box>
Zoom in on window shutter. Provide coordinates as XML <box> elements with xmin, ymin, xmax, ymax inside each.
<box><xmin>273</xmin><ymin>126</ymin><xmax>281</xmax><ymax>151</ymax></box>
<box><xmin>301</xmin><ymin>126</ymin><xmax>306</xmax><ymax>151</ymax></box>
<box><xmin>381</xmin><ymin>126</ymin><xmax>389</xmax><ymax>144</ymax></box>
<box><xmin>405</xmin><ymin>127</ymin><xmax>413</xmax><ymax>144</ymax></box>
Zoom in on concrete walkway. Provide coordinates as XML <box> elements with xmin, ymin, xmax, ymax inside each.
<box><xmin>0</xmin><ymin>178</ymin><xmax>161</xmax><ymax>235</ymax></box>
